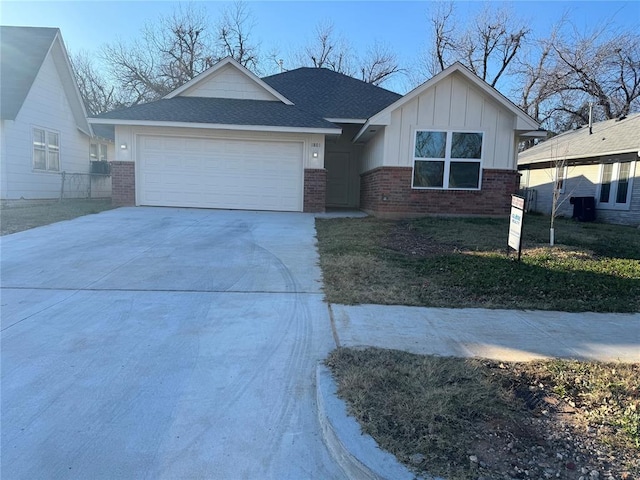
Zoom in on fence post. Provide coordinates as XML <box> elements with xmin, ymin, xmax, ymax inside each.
<box><xmin>59</xmin><ymin>171</ymin><xmax>66</xmax><ymax>201</ymax></box>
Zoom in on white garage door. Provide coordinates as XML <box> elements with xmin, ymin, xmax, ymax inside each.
<box><xmin>137</xmin><ymin>135</ymin><xmax>304</xmax><ymax>211</ymax></box>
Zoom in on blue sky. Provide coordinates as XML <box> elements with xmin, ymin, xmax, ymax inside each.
<box><xmin>2</xmin><ymin>1</ymin><xmax>638</xmax><ymax>93</ymax></box>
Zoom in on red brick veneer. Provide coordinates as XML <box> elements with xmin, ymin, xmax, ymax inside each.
<box><xmin>304</xmin><ymin>168</ymin><xmax>326</xmax><ymax>213</ymax></box>
<box><xmin>360</xmin><ymin>167</ymin><xmax>519</xmax><ymax>217</ymax></box>
<box><xmin>110</xmin><ymin>161</ymin><xmax>135</xmax><ymax>206</ymax></box>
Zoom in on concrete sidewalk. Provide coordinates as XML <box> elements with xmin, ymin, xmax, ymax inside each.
<box><xmin>330</xmin><ymin>304</ymin><xmax>640</xmax><ymax>362</ymax></box>
<box><xmin>318</xmin><ymin>304</ymin><xmax>639</xmax><ymax>480</ymax></box>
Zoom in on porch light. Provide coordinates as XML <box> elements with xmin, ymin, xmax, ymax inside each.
<box><xmin>312</xmin><ymin>151</ymin><xmax>319</xmax><ymax>158</ymax></box>
<box><xmin>120</xmin><ymin>143</ymin><xmax>128</xmax><ymax>150</ymax></box>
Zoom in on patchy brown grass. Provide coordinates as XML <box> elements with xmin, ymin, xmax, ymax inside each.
<box><xmin>315</xmin><ymin>215</ymin><xmax>640</xmax><ymax>312</ymax></box>
<box><xmin>326</xmin><ymin>347</ymin><xmax>640</xmax><ymax>480</ymax></box>
<box><xmin>0</xmin><ymin>199</ymin><xmax>115</xmax><ymax>236</ymax></box>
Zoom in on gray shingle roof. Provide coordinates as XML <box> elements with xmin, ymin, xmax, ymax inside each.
<box><xmin>91</xmin><ymin>124</ymin><xmax>115</xmax><ymax>142</ymax></box>
<box><xmin>262</xmin><ymin>67</ymin><xmax>402</xmax><ymax>120</ymax></box>
<box><xmin>93</xmin><ymin>97</ymin><xmax>338</xmax><ymax>129</ymax></box>
<box><xmin>519</xmin><ymin>114</ymin><xmax>640</xmax><ymax>165</ymax></box>
<box><xmin>1</xmin><ymin>26</ymin><xmax>59</xmax><ymax>119</ymax></box>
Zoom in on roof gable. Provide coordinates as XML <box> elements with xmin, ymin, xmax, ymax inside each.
<box><xmin>0</xmin><ymin>26</ymin><xmax>91</xmax><ymax>135</ymax></box>
<box><xmin>1</xmin><ymin>26</ymin><xmax>57</xmax><ymax>119</ymax></box>
<box><xmin>262</xmin><ymin>67</ymin><xmax>402</xmax><ymax>121</ymax></box>
<box><xmin>165</xmin><ymin>57</ymin><xmax>292</xmax><ymax>104</ymax></box>
<box><xmin>355</xmin><ymin>62</ymin><xmax>539</xmax><ymax>141</ymax></box>
<box><xmin>519</xmin><ymin>113</ymin><xmax>640</xmax><ymax>165</ymax></box>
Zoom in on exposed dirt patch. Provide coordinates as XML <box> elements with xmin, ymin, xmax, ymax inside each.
<box><xmin>385</xmin><ymin>221</ymin><xmax>459</xmax><ymax>257</ymax></box>
<box><xmin>326</xmin><ymin>348</ymin><xmax>640</xmax><ymax>480</ymax></box>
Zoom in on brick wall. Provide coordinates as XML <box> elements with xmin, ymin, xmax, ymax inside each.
<box><xmin>303</xmin><ymin>168</ymin><xmax>326</xmax><ymax>213</ymax></box>
<box><xmin>110</xmin><ymin>161</ymin><xmax>135</xmax><ymax>206</ymax></box>
<box><xmin>360</xmin><ymin>167</ymin><xmax>519</xmax><ymax>217</ymax></box>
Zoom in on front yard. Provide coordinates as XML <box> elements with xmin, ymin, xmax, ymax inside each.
<box><xmin>316</xmin><ymin>214</ymin><xmax>640</xmax><ymax>312</ymax></box>
<box><xmin>318</xmin><ymin>214</ymin><xmax>639</xmax><ymax>479</ymax></box>
<box><xmin>0</xmin><ymin>199</ymin><xmax>115</xmax><ymax>236</ymax></box>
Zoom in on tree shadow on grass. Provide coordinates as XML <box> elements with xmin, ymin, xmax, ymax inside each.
<box><xmin>410</xmin><ymin>251</ymin><xmax>640</xmax><ymax>313</ymax></box>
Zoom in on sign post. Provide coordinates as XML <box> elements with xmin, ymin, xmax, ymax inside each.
<box><xmin>508</xmin><ymin>195</ymin><xmax>525</xmax><ymax>261</ymax></box>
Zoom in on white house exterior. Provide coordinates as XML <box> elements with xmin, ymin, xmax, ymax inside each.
<box><xmin>0</xmin><ymin>26</ymin><xmax>112</xmax><ymax>201</ymax></box>
<box><xmin>519</xmin><ymin>114</ymin><xmax>640</xmax><ymax>227</ymax></box>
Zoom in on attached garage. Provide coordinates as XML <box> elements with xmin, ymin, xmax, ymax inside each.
<box><xmin>137</xmin><ymin>135</ymin><xmax>304</xmax><ymax>211</ymax></box>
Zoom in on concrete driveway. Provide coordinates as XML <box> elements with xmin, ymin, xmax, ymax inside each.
<box><xmin>1</xmin><ymin>207</ymin><xmax>345</xmax><ymax>479</ymax></box>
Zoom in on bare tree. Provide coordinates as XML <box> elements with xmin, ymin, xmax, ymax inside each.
<box><xmin>70</xmin><ymin>51</ymin><xmax>123</xmax><ymax>115</ymax></box>
<box><xmin>359</xmin><ymin>41</ymin><xmax>403</xmax><ymax>86</ymax></box>
<box><xmin>102</xmin><ymin>4</ymin><xmax>216</xmax><ymax>103</ymax></box>
<box><xmin>218</xmin><ymin>1</ymin><xmax>259</xmax><ymax>71</ymax></box>
<box><xmin>551</xmin><ymin>26</ymin><xmax>640</xmax><ymax>123</ymax></box>
<box><xmin>292</xmin><ymin>21</ymin><xmax>403</xmax><ymax>86</ymax></box>
<box><xmin>100</xmin><ymin>3</ymin><xmax>266</xmax><ymax>104</ymax></box>
<box><xmin>427</xmin><ymin>3</ymin><xmax>529</xmax><ymax>88</ymax></box>
<box><xmin>296</xmin><ymin>21</ymin><xmax>355</xmax><ymax>75</ymax></box>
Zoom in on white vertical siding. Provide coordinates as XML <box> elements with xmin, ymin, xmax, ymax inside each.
<box><xmin>181</xmin><ymin>64</ymin><xmax>279</xmax><ymax>101</ymax></box>
<box><xmin>1</xmin><ymin>52</ymin><xmax>90</xmax><ymax>199</ymax></box>
<box><xmin>370</xmin><ymin>71</ymin><xmax>519</xmax><ymax>173</ymax></box>
<box><xmin>361</xmin><ymin>128</ymin><xmax>385</xmax><ymax>173</ymax></box>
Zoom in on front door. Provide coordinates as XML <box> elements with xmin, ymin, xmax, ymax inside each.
<box><xmin>325</xmin><ymin>152</ymin><xmax>351</xmax><ymax>207</ymax></box>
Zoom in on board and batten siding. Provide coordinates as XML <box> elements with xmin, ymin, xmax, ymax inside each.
<box><xmin>365</xmin><ymin>71</ymin><xmax>518</xmax><ymax>173</ymax></box>
<box><xmin>180</xmin><ymin>64</ymin><xmax>279</xmax><ymax>101</ymax></box>
<box><xmin>361</xmin><ymin>128</ymin><xmax>385</xmax><ymax>174</ymax></box>
<box><xmin>1</xmin><ymin>52</ymin><xmax>90</xmax><ymax>199</ymax></box>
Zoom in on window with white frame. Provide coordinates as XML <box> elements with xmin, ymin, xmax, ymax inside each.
<box><xmin>90</xmin><ymin>142</ymin><xmax>108</xmax><ymax>162</ymax></box>
<box><xmin>412</xmin><ymin>130</ymin><xmax>483</xmax><ymax>189</ymax></box>
<box><xmin>33</xmin><ymin>128</ymin><xmax>60</xmax><ymax>171</ymax></box>
<box><xmin>597</xmin><ymin>161</ymin><xmax>634</xmax><ymax>209</ymax></box>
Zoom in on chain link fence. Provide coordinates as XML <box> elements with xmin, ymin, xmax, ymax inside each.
<box><xmin>59</xmin><ymin>161</ymin><xmax>111</xmax><ymax>199</ymax></box>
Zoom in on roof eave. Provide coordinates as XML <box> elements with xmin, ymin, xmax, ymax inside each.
<box><xmin>88</xmin><ymin>118</ymin><xmax>341</xmax><ymax>135</ymax></box>
<box><xmin>325</xmin><ymin>118</ymin><xmax>368</xmax><ymax>124</ymax></box>
<box><xmin>519</xmin><ymin>147</ymin><xmax>640</xmax><ymax>165</ymax></box>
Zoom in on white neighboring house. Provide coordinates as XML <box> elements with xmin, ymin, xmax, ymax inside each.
<box><xmin>518</xmin><ymin>114</ymin><xmax>640</xmax><ymax>227</ymax></box>
<box><xmin>0</xmin><ymin>26</ymin><xmax>113</xmax><ymax>201</ymax></box>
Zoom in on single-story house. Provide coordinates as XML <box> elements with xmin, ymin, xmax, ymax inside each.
<box><xmin>518</xmin><ymin>114</ymin><xmax>639</xmax><ymax>226</ymax></box>
<box><xmin>0</xmin><ymin>26</ymin><xmax>113</xmax><ymax>201</ymax></box>
<box><xmin>90</xmin><ymin>57</ymin><xmax>541</xmax><ymax>216</ymax></box>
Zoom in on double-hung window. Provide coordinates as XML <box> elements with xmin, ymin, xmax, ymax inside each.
<box><xmin>90</xmin><ymin>142</ymin><xmax>108</xmax><ymax>162</ymax></box>
<box><xmin>413</xmin><ymin>130</ymin><xmax>483</xmax><ymax>189</ymax></box>
<box><xmin>33</xmin><ymin>128</ymin><xmax>60</xmax><ymax>171</ymax></box>
<box><xmin>598</xmin><ymin>161</ymin><xmax>635</xmax><ymax>210</ymax></box>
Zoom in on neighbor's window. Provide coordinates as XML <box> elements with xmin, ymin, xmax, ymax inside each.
<box><xmin>598</xmin><ymin>161</ymin><xmax>634</xmax><ymax>209</ymax></box>
<box><xmin>90</xmin><ymin>142</ymin><xmax>108</xmax><ymax>162</ymax></box>
<box><xmin>33</xmin><ymin>128</ymin><xmax>60</xmax><ymax>171</ymax></box>
<box><xmin>413</xmin><ymin>130</ymin><xmax>483</xmax><ymax>189</ymax></box>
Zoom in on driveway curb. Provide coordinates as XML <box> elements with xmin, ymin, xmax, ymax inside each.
<box><xmin>316</xmin><ymin>365</ymin><xmax>426</xmax><ymax>480</ymax></box>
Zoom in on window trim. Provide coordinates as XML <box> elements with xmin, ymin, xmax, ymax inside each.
<box><xmin>32</xmin><ymin>127</ymin><xmax>60</xmax><ymax>172</ymax></box>
<box><xmin>90</xmin><ymin>141</ymin><xmax>108</xmax><ymax>162</ymax></box>
<box><xmin>596</xmin><ymin>160</ymin><xmax>635</xmax><ymax>211</ymax></box>
<box><xmin>412</xmin><ymin>129</ymin><xmax>484</xmax><ymax>191</ymax></box>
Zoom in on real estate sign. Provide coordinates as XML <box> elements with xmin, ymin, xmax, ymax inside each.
<box><xmin>508</xmin><ymin>195</ymin><xmax>525</xmax><ymax>259</ymax></box>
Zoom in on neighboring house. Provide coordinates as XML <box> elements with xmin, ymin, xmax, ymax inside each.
<box><xmin>90</xmin><ymin>58</ymin><xmax>541</xmax><ymax>215</ymax></box>
<box><xmin>0</xmin><ymin>26</ymin><xmax>113</xmax><ymax>201</ymax></box>
<box><xmin>519</xmin><ymin>114</ymin><xmax>640</xmax><ymax>226</ymax></box>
